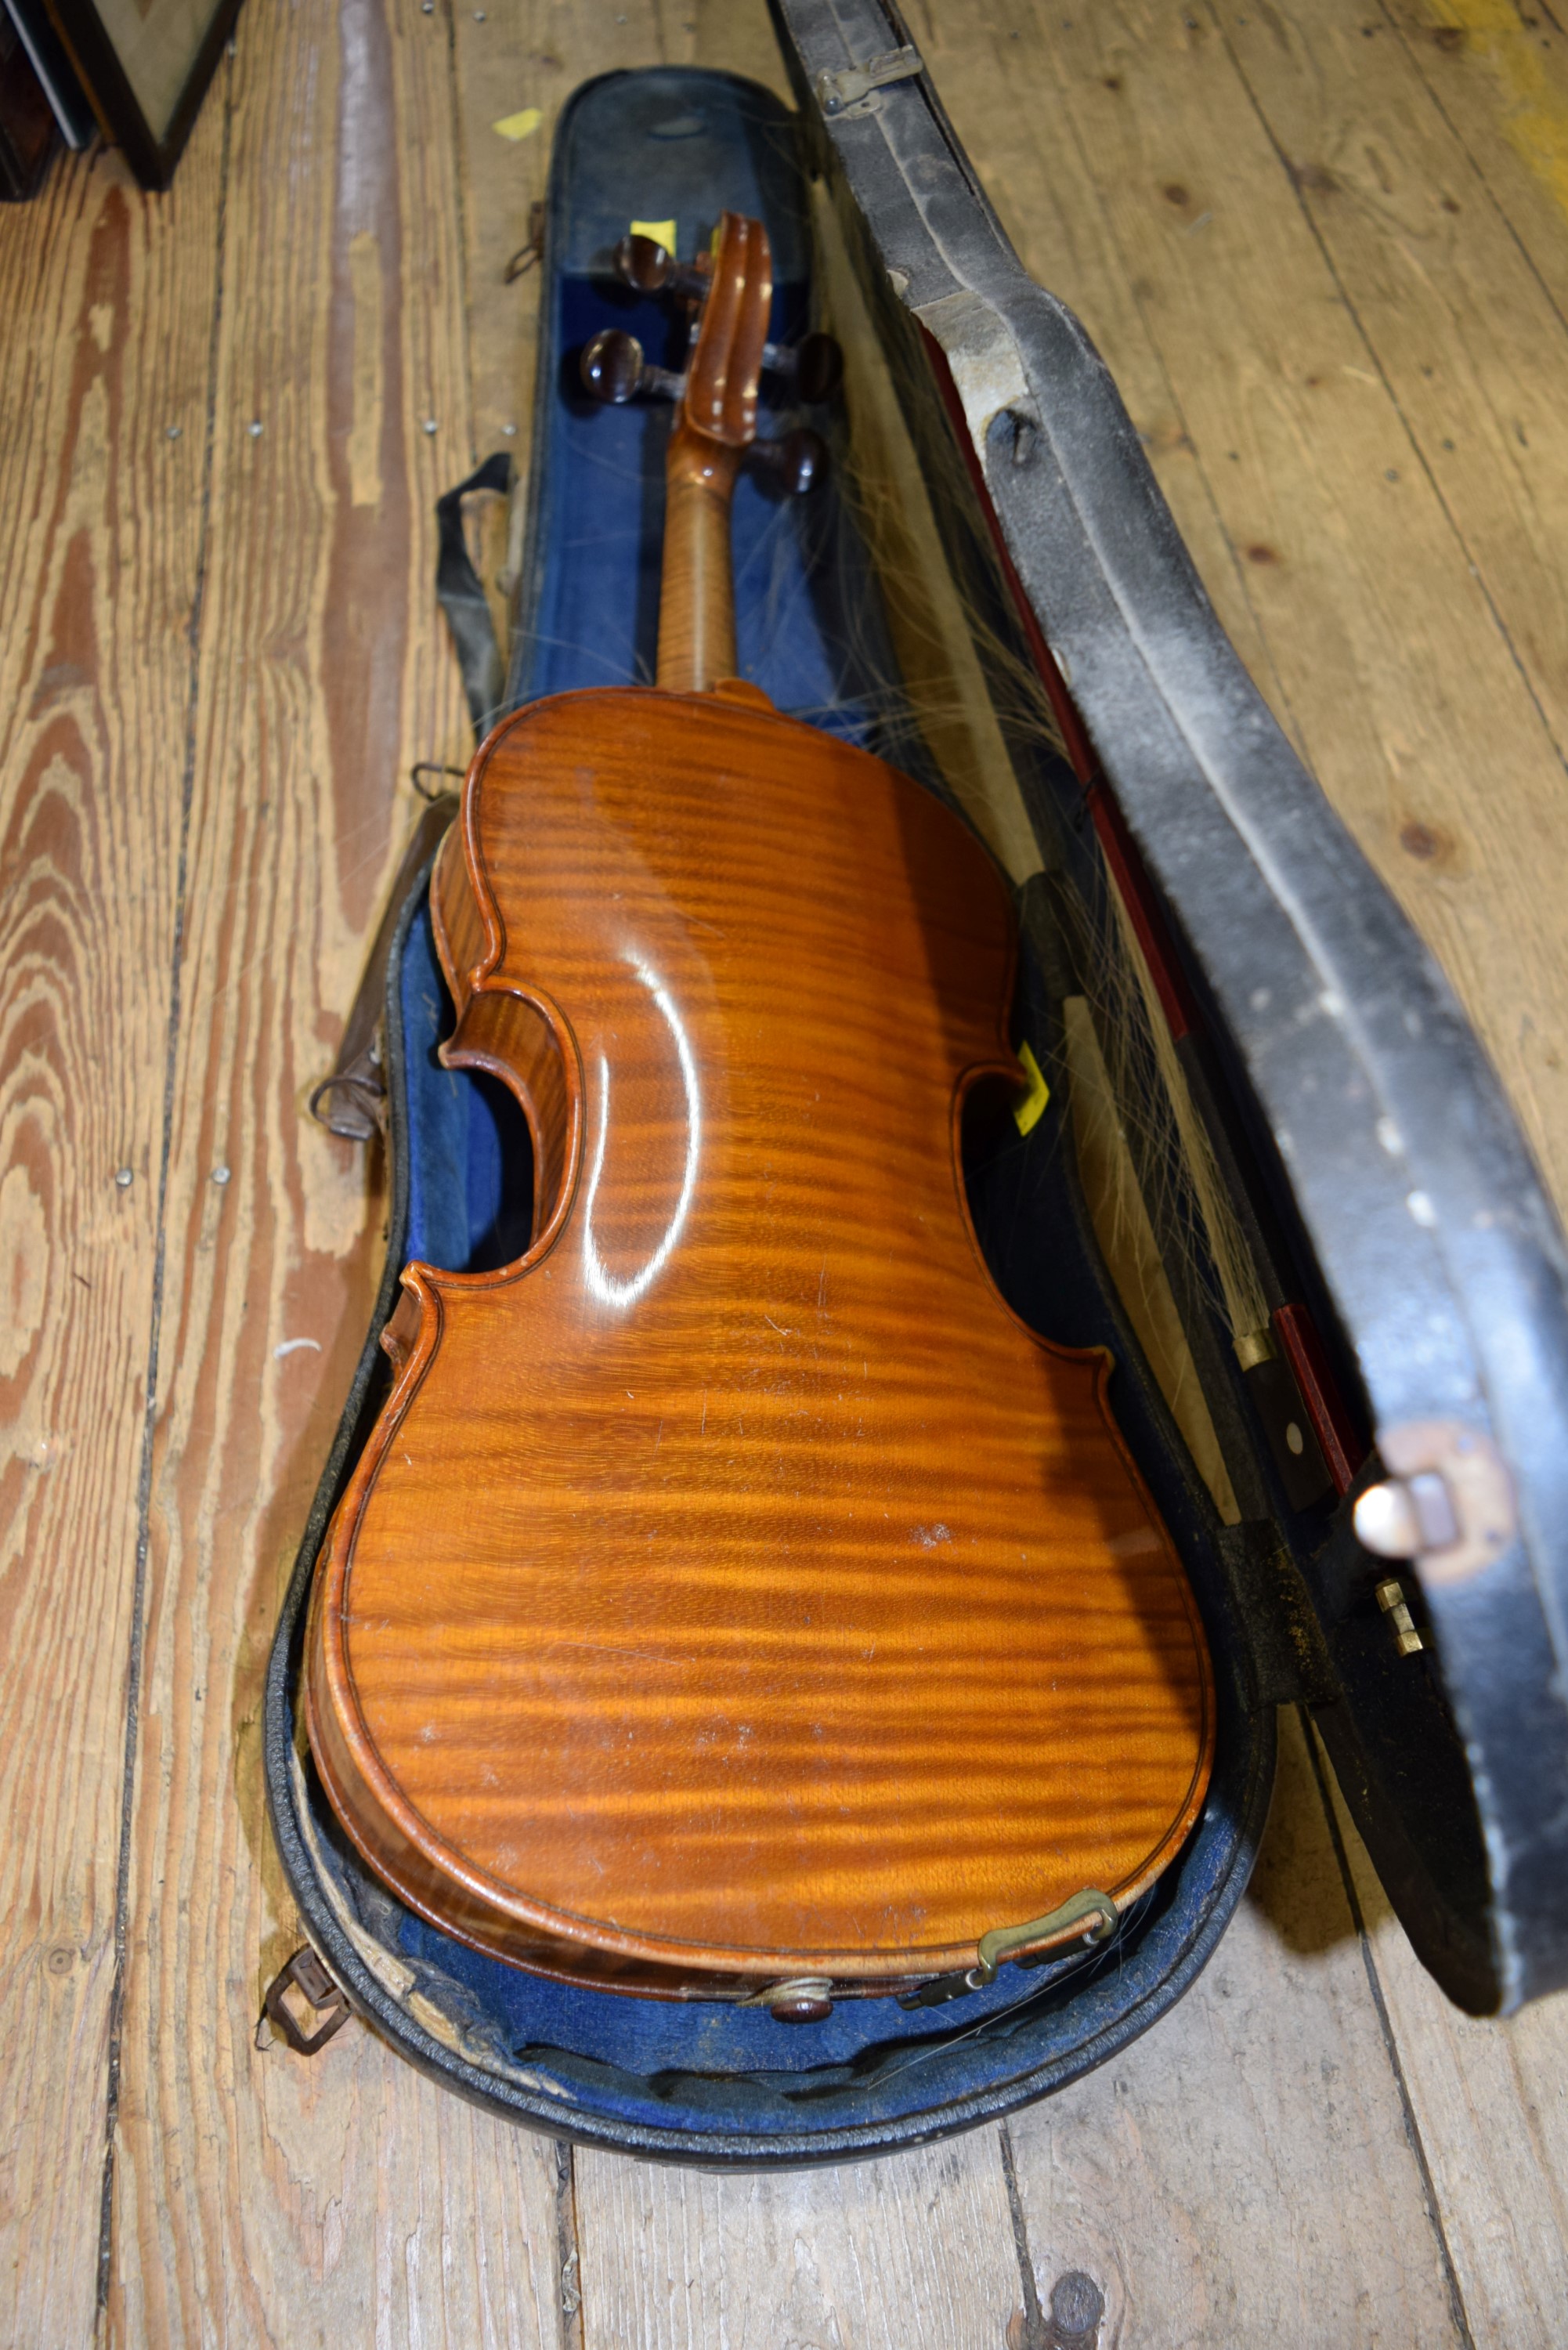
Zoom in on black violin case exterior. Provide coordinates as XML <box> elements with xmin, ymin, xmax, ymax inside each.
<box><xmin>262</xmin><ymin>2</ymin><xmax>1568</xmax><ymax>2163</ymax></box>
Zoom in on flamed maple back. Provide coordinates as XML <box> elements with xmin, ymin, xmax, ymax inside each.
<box><xmin>305</xmin><ymin>686</ymin><xmax>1214</xmax><ymax>1995</ymax></box>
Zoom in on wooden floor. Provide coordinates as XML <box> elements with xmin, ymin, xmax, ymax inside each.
<box><xmin>5</xmin><ymin>0</ymin><xmax>1568</xmax><ymax>2341</ymax></box>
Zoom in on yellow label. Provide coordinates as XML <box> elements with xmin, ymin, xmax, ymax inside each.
<box><xmin>1013</xmin><ymin>1039</ymin><xmax>1050</xmax><ymax>1137</ymax></box>
<box><xmin>630</xmin><ymin>218</ymin><xmax>677</xmax><ymax>252</ymax></box>
<box><xmin>491</xmin><ymin>107</ymin><xmax>542</xmax><ymax>142</ymax></box>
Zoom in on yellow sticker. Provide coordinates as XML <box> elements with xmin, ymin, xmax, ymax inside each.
<box><xmin>1013</xmin><ymin>1039</ymin><xmax>1050</xmax><ymax>1137</ymax></box>
<box><xmin>492</xmin><ymin>107</ymin><xmax>542</xmax><ymax>142</ymax></box>
<box><xmin>630</xmin><ymin>218</ymin><xmax>677</xmax><ymax>252</ymax></box>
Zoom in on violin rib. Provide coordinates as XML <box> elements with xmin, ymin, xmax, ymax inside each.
<box><xmin>305</xmin><ymin>689</ymin><xmax>1214</xmax><ymax>1995</ymax></box>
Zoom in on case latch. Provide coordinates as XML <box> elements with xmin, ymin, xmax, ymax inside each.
<box><xmin>1353</xmin><ymin>1419</ymin><xmax>1516</xmax><ymax>1589</ymax></box>
<box><xmin>815</xmin><ymin>45</ymin><xmax>923</xmax><ymax>119</ymax></box>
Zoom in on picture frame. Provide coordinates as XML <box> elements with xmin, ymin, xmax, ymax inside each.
<box><xmin>45</xmin><ymin>0</ymin><xmax>242</xmax><ymax>189</ymax></box>
<box><xmin>0</xmin><ymin>9</ymin><xmax>56</xmax><ymax>201</ymax></box>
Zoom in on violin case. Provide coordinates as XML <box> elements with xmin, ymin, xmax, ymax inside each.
<box><xmin>264</xmin><ymin>0</ymin><xmax>1568</xmax><ymax>2162</ymax></box>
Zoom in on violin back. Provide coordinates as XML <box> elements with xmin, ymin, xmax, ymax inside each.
<box><xmin>306</xmin><ymin>686</ymin><xmax>1212</xmax><ymax>1994</ymax></box>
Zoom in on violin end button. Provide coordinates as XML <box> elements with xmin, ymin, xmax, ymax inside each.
<box><xmin>768</xmin><ymin>1994</ymin><xmax>835</xmax><ymax>2024</ymax></box>
<box><xmin>763</xmin><ymin>1976</ymin><xmax>835</xmax><ymax>2023</ymax></box>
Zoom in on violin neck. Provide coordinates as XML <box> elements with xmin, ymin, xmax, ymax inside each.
<box><xmin>656</xmin><ymin>421</ymin><xmax>740</xmax><ymax>693</ymax></box>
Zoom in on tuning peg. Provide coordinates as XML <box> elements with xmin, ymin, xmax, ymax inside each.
<box><xmin>746</xmin><ymin>428</ymin><xmax>828</xmax><ymax>497</ymax></box>
<box><xmin>612</xmin><ymin>233</ymin><xmax>711</xmax><ymax>303</ymax></box>
<box><xmin>762</xmin><ymin>332</ymin><xmax>844</xmax><ymax>403</ymax></box>
<box><xmin>580</xmin><ymin>330</ymin><xmax>685</xmax><ymax>406</ymax></box>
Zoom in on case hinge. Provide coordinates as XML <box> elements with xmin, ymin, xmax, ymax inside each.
<box><xmin>815</xmin><ymin>45</ymin><xmax>923</xmax><ymax>120</ymax></box>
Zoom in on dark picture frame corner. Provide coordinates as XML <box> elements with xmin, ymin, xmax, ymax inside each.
<box><xmin>43</xmin><ymin>0</ymin><xmax>243</xmax><ymax>190</ymax></box>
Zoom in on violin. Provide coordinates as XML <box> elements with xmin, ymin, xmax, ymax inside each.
<box><xmin>305</xmin><ymin>212</ymin><xmax>1213</xmax><ymax>2016</ymax></box>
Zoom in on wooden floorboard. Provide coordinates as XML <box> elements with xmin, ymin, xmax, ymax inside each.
<box><xmin>99</xmin><ymin>2</ymin><xmax>562</xmax><ymax>2341</ymax></box>
<box><xmin>929</xmin><ymin>0</ymin><xmax>1568</xmax><ymax>1185</ymax></box>
<box><xmin>1313</xmin><ymin>1722</ymin><xmax>1568</xmax><ymax>2347</ymax></box>
<box><xmin>574</xmin><ymin>2137</ymin><xmax>1024</xmax><ymax>2350</ymax></box>
<box><xmin>1003</xmin><ymin>1711</ymin><xmax>1468</xmax><ymax>2347</ymax></box>
<box><xmin>923</xmin><ymin>6</ymin><xmax>1568</xmax><ymax>2341</ymax></box>
<box><xmin>2</xmin><ymin>0</ymin><xmax>1567</xmax><ymax>2341</ymax></box>
<box><xmin>1384</xmin><ymin>0</ymin><xmax>1568</xmax><ymax>329</ymax></box>
<box><xmin>0</xmin><ymin>99</ymin><xmax>227</xmax><ymax>2347</ymax></box>
<box><xmin>944</xmin><ymin>0</ymin><xmax>1568</xmax><ymax>1208</ymax></box>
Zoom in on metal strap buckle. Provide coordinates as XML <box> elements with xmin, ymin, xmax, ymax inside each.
<box><xmin>262</xmin><ymin>1944</ymin><xmax>352</xmax><ymax>2055</ymax></box>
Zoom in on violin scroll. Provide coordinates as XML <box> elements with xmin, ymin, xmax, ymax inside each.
<box><xmin>609</xmin><ymin>226</ymin><xmax>842</xmax><ymax>400</ymax></box>
<box><xmin>581</xmin><ymin>214</ymin><xmax>842</xmax><ymax>683</ymax></box>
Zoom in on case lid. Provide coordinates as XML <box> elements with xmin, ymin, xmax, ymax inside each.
<box><xmin>772</xmin><ymin>0</ymin><xmax>1568</xmax><ymax>2012</ymax></box>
